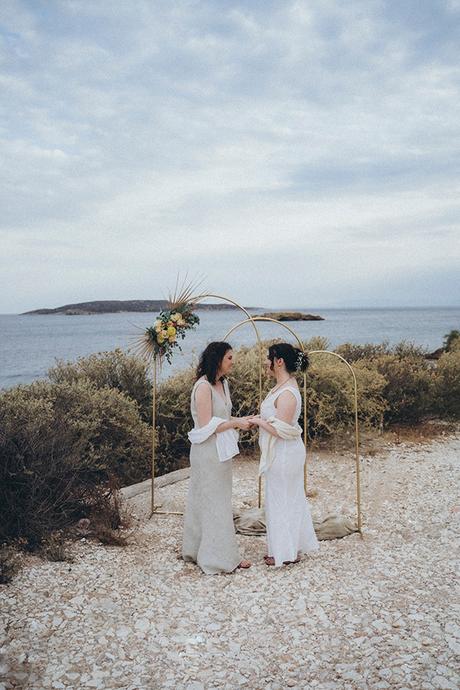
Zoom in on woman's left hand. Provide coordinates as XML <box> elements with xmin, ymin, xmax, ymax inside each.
<box><xmin>247</xmin><ymin>415</ymin><xmax>262</xmax><ymax>426</ymax></box>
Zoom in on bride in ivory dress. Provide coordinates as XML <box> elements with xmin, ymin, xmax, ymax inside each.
<box><xmin>248</xmin><ymin>343</ymin><xmax>319</xmax><ymax>566</ymax></box>
<box><xmin>182</xmin><ymin>342</ymin><xmax>252</xmax><ymax>574</ymax></box>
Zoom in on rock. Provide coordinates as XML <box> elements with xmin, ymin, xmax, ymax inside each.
<box><xmin>294</xmin><ymin>597</ymin><xmax>307</xmax><ymax>613</ymax></box>
<box><xmin>134</xmin><ymin>618</ymin><xmax>150</xmax><ymax>633</ymax></box>
<box><xmin>447</xmin><ymin>637</ymin><xmax>460</xmax><ymax>654</ymax></box>
<box><xmin>258</xmin><ymin>311</ymin><xmax>324</xmax><ymax>321</ymax></box>
<box><xmin>431</xmin><ymin>677</ymin><xmax>456</xmax><ymax>690</ymax></box>
<box><xmin>425</xmin><ymin>347</ymin><xmax>445</xmax><ymax>360</ymax></box>
<box><xmin>205</xmin><ymin>623</ymin><xmax>221</xmax><ymax>632</ymax></box>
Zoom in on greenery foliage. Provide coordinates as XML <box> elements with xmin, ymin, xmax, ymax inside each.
<box><xmin>0</xmin><ymin>378</ymin><xmax>150</xmax><ymax>547</ymax></box>
<box><xmin>1</xmin><ymin>336</ymin><xmax>459</xmax><ymax>551</ymax></box>
<box><xmin>48</xmin><ymin>348</ymin><xmax>152</xmax><ymax>421</ymax></box>
<box><xmin>435</xmin><ymin>349</ymin><xmax>460</xmax><ymax>417</ymax></box>
<box><xmin>0</xmin><ymin>545</ymin><xmax>21</xmax><ymax>584</ymax></box>
<box><xmin>443</xmin><ymin>329</ymin><xmax>460</xmax><ymax>352</ymax></box>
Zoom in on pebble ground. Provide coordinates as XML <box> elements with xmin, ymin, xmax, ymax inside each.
<box><xmin>1</xmin><ymin>432</ymin><xmax>459</xmax><ymax>689</ymax></box>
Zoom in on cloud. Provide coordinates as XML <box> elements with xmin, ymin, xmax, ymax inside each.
<box><xmin>0</xmin><ymin>0</ymin><xmax>459</xmax><ymax>311</ymax></box>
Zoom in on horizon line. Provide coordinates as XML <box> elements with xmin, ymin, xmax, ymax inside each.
<box><xmin>1</xmin><ymin>304</ymin><xmax>460</xmax><ymax>316</ymax></box>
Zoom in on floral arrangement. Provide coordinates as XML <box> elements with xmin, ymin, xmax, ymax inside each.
<box><xmin>134</xmin><ymin>278</ymin><xmax>203</xmax><ymax>365</ymax></box>
<box><xmin>145</xmin><ymin>306</ymin><xmax>199</xmax><ymax>363</ymax></box>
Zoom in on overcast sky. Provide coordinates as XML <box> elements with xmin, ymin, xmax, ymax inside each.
<box><xmin>1</xmin><ymin>0</ymin><xmax>459</xmax><ymax>313</ymax></box>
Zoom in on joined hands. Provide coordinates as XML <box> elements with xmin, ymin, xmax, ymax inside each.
<box><xmin>235</xmin><ymin>415</ymin><xmax>262</xmax><ymax>430</ymax></box>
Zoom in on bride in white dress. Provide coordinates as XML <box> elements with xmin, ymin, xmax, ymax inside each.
<box><xmin>249</xmin><ymin>343</ymin><xmax>319</xmax><ymax>566</ymax></box>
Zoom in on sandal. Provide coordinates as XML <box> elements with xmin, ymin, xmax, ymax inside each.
<box><xmin>283</xmin><ymin>557</ymin><xmax>301</xmax><ymax>565</ymax></box>
<box><xmin>237</xmin><ymin>559</ymin><xmax>251</xmax><ymax>569</ymax></box>
<box><xmin>264</xmin><ymin>555</ymin><xmax>301</xmax><ymax>566</ymax></box>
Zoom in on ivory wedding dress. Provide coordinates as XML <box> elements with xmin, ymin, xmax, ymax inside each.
<box><xmin>260</xmin><ymin>384</ymin><xmax>319</xmax><ymax>566</ymax></box>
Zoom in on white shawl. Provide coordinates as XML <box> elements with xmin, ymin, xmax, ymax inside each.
<box><xmin>258</xmin><ymin>416</ymin><xmax>302</xmax><ymax>475</ymax></box>
<box><xmin>188</xmin><ymin>416</ymin><xmax>240</xmax><ymax>462</ymax></box>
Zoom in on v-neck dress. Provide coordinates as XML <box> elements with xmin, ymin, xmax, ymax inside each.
<box><xmin>260</xmin><ymin>385</ymin><xmax>319</xmax><ymax>565</ymax></box>
<box><xmin>182</xmin><ymin>377</ymin><xmax>241</xmax><ymax>575</ymax></box>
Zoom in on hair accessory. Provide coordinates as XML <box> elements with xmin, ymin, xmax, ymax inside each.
<box><xmin>295</xmin><ymin>351</ymin><xmax>304</xmax><ymax>371</ymax></box>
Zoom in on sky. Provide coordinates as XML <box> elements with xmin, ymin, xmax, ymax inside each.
<box><xmin>0</xmin><ymin>0</ymin><xmax>459</xmax><ymax>312</ymax></box>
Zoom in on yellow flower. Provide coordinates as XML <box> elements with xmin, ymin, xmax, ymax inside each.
<box><xmin>170</xmin><ymin>312</ymin><xmax>181</xmax><ymax>322</ymax></box>
<box><xmin>167</xmin><ymin>325</ymin><xmax>176</xmax><ymax>337</ymax></box>
<box><xmin>157</xmin><ymin>334</ymin><xmax>165</xmax><ymax>344</ymax></box>
<box><xmin>177</xmin><ymin>318</ymin><xmax>186</xmax><ymax>327</ymax></box>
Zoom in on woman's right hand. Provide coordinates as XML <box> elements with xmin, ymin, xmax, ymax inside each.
<box><xmin>235</xmin><ymin>418</ymin><xmax>252</xmax><ymax>431</ymax></box>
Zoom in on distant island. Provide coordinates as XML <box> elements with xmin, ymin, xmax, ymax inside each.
<box><xmin>258</xmin><ymin>311</ymin><xmax>324</xmax><ymax>321</ymax></box>
<box><xmin>24</xmin><ymin>300</ymin><xmax>250</xmax><ymax>316</ymax></box>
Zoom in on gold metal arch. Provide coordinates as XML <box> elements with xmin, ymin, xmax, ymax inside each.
<box><xmin>195</xmin><ymin>293</ymin><xmax>264</xmax><ymax>406</ymax></box>
<box><xmin>223</xmin><ymin>318</ymin><xmax>362</xmax><ymax>534</ymax></box>
<box><xmin>223</xmin><ymin>316</ymin><xmax>308</xmax><ymax>503</ymax></box>
<box><xmin>150</xmin><ymin>293</ymin><xmax>265</xmax><ymax>516</ymax></box>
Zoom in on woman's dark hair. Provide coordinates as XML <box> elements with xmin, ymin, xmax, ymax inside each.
<box><xmin>268</xmin><ymin>343</ymin><xmax>309</xmax><ymax>374</ymax></box>
<box><xmin>196</xmin><ymin>341</ymin><xmax>232</xmax><ymax>384</ymax></box>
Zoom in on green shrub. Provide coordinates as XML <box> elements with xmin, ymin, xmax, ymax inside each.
<box><xmin>155</xmin><ymin>367</ymin><xmax>196</xmax><ymax>470</ymax></box>
<box><xmin>0</xmin><ymin>545</ymin><xmax>22</xmax><ymax>583</ymax></box>
<box><xmin>303</xmin><ymin>336</ymin><xmax>331</xmax><ymax>352</ymax></box>
<box><xmin>434</xmin><ymin>349</ymin><xmax>460</xmax><ymax>418</ymax></box>
<box><xmin>2</xmin><ymin>335</ymin><xmax>458</xmax><ymax>550</ymax></box>
<box><xmin>48</xmin><ymin>349</ymin><xmax>152</xmax><ymax>421</ymax></box>
<box><xmin>374</xmin><ymin>353</ymin><xmax>434</xmax><ymax>424</ymax></box>
<box><xmin>443</xmin><ymin>329</ymin><xmax>460</xmax><ymax>352</ymax></box>
<box><xmin>159</xmin><ymin>341</ymin><xmax>387</xmax><ymax>445</ymax></box>
<box><xmin>392</xmin><ymin>341</ymin><xmax>429</xmax><ymax>359</ymax></box>
<box><xmin>0</xmin><ymin>380</ymin><xmax>151</xmax><ymax>546</ymax></box>
<box><xmin>303</xmin><ymin>357</ymin><xmax>387</xmax><ymax>437</ymax></box>
<box><xmin>335</xmin><ymin>341</ymin><xmax>391</xmax><ymax>362</ymax></box>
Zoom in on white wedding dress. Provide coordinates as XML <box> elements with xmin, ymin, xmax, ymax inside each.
<box><xmin>260</xmin><ymin>385</ymin><xmax>319</xmax><ymax>566</ymax></box>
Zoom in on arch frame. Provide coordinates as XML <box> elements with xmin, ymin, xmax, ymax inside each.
<box><xmin>150</xmin><ymin>293</ymin><xmax>265</xmax><ymax>515</ymax></box>
<box><xmin>223</xmin><ymin>317</ymin><xmax>362</xmax><ymax>534</ymax></box>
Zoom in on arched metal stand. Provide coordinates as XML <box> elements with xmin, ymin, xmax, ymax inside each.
<box><xmin>222</xmin><ymin>316</ymin><xmax>308</xmax><ymax>505</ymax></box>
<box><xmin>149</xmin><ymin>299</ymin><xmax>362</xmax><ymax>534</ymax></box>
<box><xmin>150</xmin><ymin>293</ymin><xmax>265</xmax><ymax>515</ymax></box>
<box><xmin>222</xmin><ymin>318</ymin><xmax>362</xmax><ymax>534</ymax></box>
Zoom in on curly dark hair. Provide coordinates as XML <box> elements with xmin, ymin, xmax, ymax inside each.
<box><xmin>196</xmin><ymin>341</ymin><xmax>232</xmax><ymax>384</ymax></box>
<box><xmin>268</xmin><ymin>342</ymin><xmax>309</xmax><ymax>374</ymax></box>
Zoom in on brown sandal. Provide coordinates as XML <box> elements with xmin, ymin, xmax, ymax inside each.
<box><xmin>237</xmin><ymin>559</ymin><xmax>251</xmax><ymax>569</ymax></box>
<box><xmin>264</xmin><ymin>555</ymin><xmax>301</xmax><ymax>566</ymax></box>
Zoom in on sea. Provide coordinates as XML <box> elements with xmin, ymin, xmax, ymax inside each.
<box><xmin>0</xmin><ymin>307</ymin><xmax>459</xmax><ymax>390</ymax></box>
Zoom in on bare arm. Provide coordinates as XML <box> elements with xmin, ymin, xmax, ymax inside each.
<box><xmin>249</xmin><ymin>390</ymin><xmax>297</xmax><ymax>436</ymax></box>
<box><xmin>195</xmin><ymin>383</ymin><xmax>250</xmax><ymax>431</ymax></box>
<box><xmin>195</xmin><ymin>383</ymin><xmax>213</xmax><ymax>428</ymax></box>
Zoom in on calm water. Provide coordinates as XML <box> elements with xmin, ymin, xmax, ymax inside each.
<box><xmin>0</xmin><ymin>307</ymin><xmax>459</xmax><ymax>390</ymax></box>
